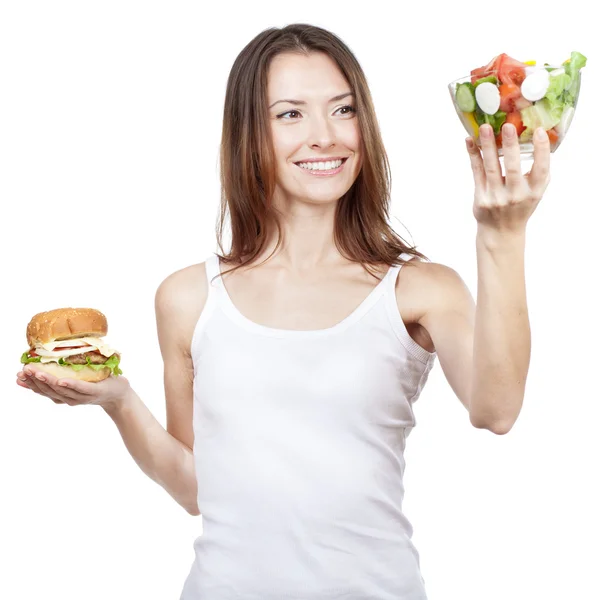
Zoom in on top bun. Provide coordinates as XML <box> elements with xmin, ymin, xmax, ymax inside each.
<box><xmin>27</xmin><ymin>307</ymin><xmax>108</xmax><ymax>348</ymax></box>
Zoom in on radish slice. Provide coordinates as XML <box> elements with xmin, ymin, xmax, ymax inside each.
<box><xmin>475</xmin><ymin>82</ymin><xmax>501</xmax><ymax>115</ymax></box>
<box><xmin>521</xmin><ymin>69</ymin><xmax>550</xmax><ymax>102</ymax></box>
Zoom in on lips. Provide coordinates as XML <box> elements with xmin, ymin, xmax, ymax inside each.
<box><xmin>293</xmin><ymin>157</ymin><xmax>349</xmax><ymax>166</ymax></box>
<box><xmin>293</xmin><ymin>157</ymin><xmax>348</xmax><ymax>176</ymax></box>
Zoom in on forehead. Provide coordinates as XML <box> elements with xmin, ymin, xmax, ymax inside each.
<box><xmin>267</xmin><ymin>52</ymin><xmax>349</xmax><ymax>100</ymax></box>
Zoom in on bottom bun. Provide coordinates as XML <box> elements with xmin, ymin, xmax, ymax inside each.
<box><xmin>36</xmin><ymin>362</ymin><xmax>111</xmax><ymax>383</ymax></box>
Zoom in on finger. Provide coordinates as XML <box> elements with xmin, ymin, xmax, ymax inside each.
<box><xmin>20</xmin><ymin>374</ymin><xmax>67</xmax><ymax>403</ymax></box>
<box><xmin>24</xmin><ymin>366</ymin><xmax>96</xmax><ymax>396</ymax></box>
<box><xmin>36</xmin><ymin>372</ymin><xmax>93</xmax><ymax>405</ymax></box>
<box><xmin>31</xmin><ymin>371</ymin><xmax>73</xmax><ymax>403</ymax></box>
<box><xmin>21</xmin><ymin>374</ymin><xmax>58</xmax><ymax>398</ymax></box>
<box><xmin>25</xmin><ymin>370</ymin><xmax>71</xmax><ymax>404</ymax></box>
<box><xmin>22</xmin><ymin>370</ymin><xmax>42</xmax><ymax>390</ymax></box>
<box><xmin>55</xmin><ymin>377</ymin><xmax>96</xmax><ymax>396</ymax></box>
<box><xmin>24</xmin><ymin>368</ymin><xmax>94</xmax><ymax>404</ymax></box>
<box><xmin>528</xmin><ymin>127</ymin><xmax>551</xmax><ymax>195</ymax></box>
<box><xmin>501</xmin><ymin>123</ymin><xmax>525</xmax><ymax>192</ymax></box>
<box><xmin>52</xmin><ymin>379</ymin><xmax>94</xmax><ymax>403</ymax></box>
<box><xmin>25</xmin><ymin>367</ymin><xmax>90</xmax><ymax>398</ymax></box>
<box><xmin>466</xmin><ymin>136</ymin><xmax>487</xmax><ymax>189</ymax></box>
<box><xmin>479</xmin><ymin>124</ymin><xmax>504</xmax><ymax>193</ymax></box>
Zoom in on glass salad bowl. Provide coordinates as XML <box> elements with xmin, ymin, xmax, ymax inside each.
<box><xmin>448</xmin><ymin>51</ymin><xmax>587</xmax><ymax>161</ymax></box>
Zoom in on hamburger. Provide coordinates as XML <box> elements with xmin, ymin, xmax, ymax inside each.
<box><xmin>21</xmin><ymin>308</ymin><xmax>123</xmax><ymax>382</ymax></box>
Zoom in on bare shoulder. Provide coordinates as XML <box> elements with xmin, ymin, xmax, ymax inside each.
<box><xmin>154</xmin><ymin>262</ymin><xmax>208</xmax><ymax>453</ymax></box>
<box><xmin>395</xmin><ymin>259</ymin><xmax>475</xmax><ymax>352</ymax></box>
<box><xmin>155</xmin><ymin>262</ymin><xmax>208</xmax><ymax>355</ymax></box>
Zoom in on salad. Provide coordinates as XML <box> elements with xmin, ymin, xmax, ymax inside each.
<box><xmin>454</xmin><ymin>51</ymin><xmax>587</xmax><ymax>148</ymax></box>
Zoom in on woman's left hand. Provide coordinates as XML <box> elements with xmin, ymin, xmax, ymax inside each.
<box><xmin>466</xmin><ymin>123</ymin><xmax>551</xmax><ymax>235</ymax></box>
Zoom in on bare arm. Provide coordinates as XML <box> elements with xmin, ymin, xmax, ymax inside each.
<box><xmin>17</xmin><ymin>264</ymin><xmax>208</xmax><ymax>513</ymax></box>
<box><xmin>15</xmin><ymin>263</ymin><xmax>208</xmax><ymax>513</ymax></box>
<box><xmin>102</xmin><ymin>387</ymin><xmax>199</xmax><ymax>515</ymax></box>
<box><xmin>103</xmin><ymin>262</ymin><xmax>208</xmax><ymax>515</ymax></box>
<box><xmin>412</xmin><ymin>254</ymin><xmax>527</xmax><ymax>435</ymax></box>
<box><xmin>19</xmin><ymin>327</ymin><xmax>201</xmax><ymax>515</ymax></box>
<box><xmin>469</xmin><ymin>230</ymin><xmax>530</xmax><ymax>433</ymax></box>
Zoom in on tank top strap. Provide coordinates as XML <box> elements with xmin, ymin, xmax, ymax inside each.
<box><xmin>385</xmin><ymin>252</ymin><xmax>416</xmax><ymax>294</ymax></box>
<box><xmin>203</xmin><ymin>252</ymin><xmax>226</xmax><ymax>311</ymax></box>
<box><xmin>205</xmin><ymin>253</ymin><xmax>223</xmax><ymax>288</ymax></box>
<box><xmin>190</xmin><ymin>254</ymin><xmax>223</xmax><ymax>355</ymax></box>
<box><xmin>383</xmin><ymin>251</ymin><xmax>434</xmax><ymax>363</ymax></box>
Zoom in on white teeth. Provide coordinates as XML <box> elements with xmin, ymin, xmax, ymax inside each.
<box><xmin>297</xmin><ymin>159</ymin><xmax>344</xmax><ymax>171</ymax></box>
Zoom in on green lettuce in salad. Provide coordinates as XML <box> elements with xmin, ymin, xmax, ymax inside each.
<box><xmin>519</xmin><ymin>51</ymin><xmax>587</xmax><ymax>143</ymax></box>
<box><xmin>20</xmin><ymin>351</ymin><xmax>123</xmax><ymax>377</ymax></box>
<box><xmin>545</xmin><ymin>51</ymin><xmax>586</xmax><ymax>110</ymax></box>
<box><xmin>474</xmin><ymin>106</ymin><xmax>507</xmax><ymax>136</ymax></box>
<box><xmin>463</xmin><ymin>50</ymin><xmax>587</xmax><ymax>145</ymax></box>
<box><xmin>545</xmin><ymin>72</ymin><xmax>571</xmax><ymax>109</ymax></box>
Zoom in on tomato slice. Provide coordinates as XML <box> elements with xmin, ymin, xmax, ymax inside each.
<box><xmin>471</xmin><ymin>53</ymin><xmax>528</xmax><ymax>87</ymax></box>
<box><xmin>498</xmin><ymin>83</ymin><xmax>521</xmax><ymax>113</ymax></box>
<box><xmin>495</xmin><ymin>54</ymin><xmax>528</xmax><ymax>85</ymax></box>
<box><xmin>494</xmin><ymin>113</ymin><xmax>526</xmax><ymax>148</ymax></box>
<box><xmin>547</xmin><ymin>128</ymin><xmax>560</xmax><ymax>144</ymax></box>
<box><xmin>506</xmin><ymin>111</ymin><xmax>526</xmax><ymax>137</ymax></box>
<box><xmin>470</xmin><ymin>66</ymin><xmax>489</xmax><ymax>84</ymax></box>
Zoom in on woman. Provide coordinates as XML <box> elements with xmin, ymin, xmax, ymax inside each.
<box><xmin>16</xmin><ymin>23</ymin><xmax>550</xmax><ymax>600</ymax></box>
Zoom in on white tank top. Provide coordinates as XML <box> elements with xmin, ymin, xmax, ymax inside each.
<box><xmin>180</xmin><ymin>252</ymin><xmax>437</xmax><ymax>600</ymax></box>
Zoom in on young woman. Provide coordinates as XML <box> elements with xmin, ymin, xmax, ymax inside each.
<box><xmin>16</xmin><ymin>23</ymin><xmax>551</xmax><ymax>600</ymax></box>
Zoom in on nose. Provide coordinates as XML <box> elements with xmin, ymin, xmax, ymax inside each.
<box><xmin>307</xmin><ymin>113</ymin><xmax>336</xmax><ymax>150</ymax></box>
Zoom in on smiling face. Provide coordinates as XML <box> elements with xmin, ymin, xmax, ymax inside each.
<box><xmin>267</xmin><ymin>52</ymin><xmax>363</xmax><ymax>207</ymax></box>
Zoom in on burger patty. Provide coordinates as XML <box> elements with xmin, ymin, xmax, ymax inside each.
<box><xmin>65</xmin><ymin>351</ymin><xmax>119</xmax><ymax>365</ymax></box>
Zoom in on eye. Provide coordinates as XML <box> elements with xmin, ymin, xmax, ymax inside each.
<box><xmin>338</xmin><ymin>105</ymin><xmax>356</xmax><ymax>116</ymax></box>
<box><xmin>277</xmin><ymin>109</ymin><xmax>302</xmax><ymax>120</ymax></box>
<box><xmin>276</xmin><ymin>105</ymin><xmax>356</xmax><ymax>120</ymax></box>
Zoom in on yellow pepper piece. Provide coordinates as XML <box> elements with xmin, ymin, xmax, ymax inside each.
<box><xmin>524</xmin><ymin>60</ymin><xmax>536</xmax><ymax>65</ymax></box>
<box><xmin>463</xmin><ymin>111</ymin><xmax>480</xmax><ymax>138</ymax></box>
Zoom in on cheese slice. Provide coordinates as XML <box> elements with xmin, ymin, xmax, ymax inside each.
<box><xmin>78</xmin><ymin>337</ymin><xmax>117</xmax><ymax>358</ymax></box>
<box><xmin>40</xmin><ymin>357</ymin><xmax>60</xmax><ymax>363</ymax></box>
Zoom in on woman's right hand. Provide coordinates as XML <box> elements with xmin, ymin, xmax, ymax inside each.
<box><xmin>16</xmin><ymin>364</ymin><xmax>132</xmax><ymax>412</ymax></box>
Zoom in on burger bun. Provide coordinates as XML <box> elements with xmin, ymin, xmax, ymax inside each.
<box><xmin>35</xmin><ymin>362</ymin><xmax>111</xmax><ymax>383</ymax></box>
<box><xmin>27</xmin><ymin>307</ymin><xmax>108</xmax><ymax>349</ymax></box>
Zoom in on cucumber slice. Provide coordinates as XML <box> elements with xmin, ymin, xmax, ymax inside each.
<box><xmin>456</xmin><ymin>82</ymin><xmax>476</xmax><ymax>112</ymax></box>
<box><xmin>474</xmin><ymin>75</ymin><xmax>498</xmax><ymax>87</ymax></box>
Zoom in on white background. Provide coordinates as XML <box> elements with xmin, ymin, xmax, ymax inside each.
<box><xmin>1</xmin><ymin>1</ymin><xmax>598</xmax><ymax>599</ymax></box>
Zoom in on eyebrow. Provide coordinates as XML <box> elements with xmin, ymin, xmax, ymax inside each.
<box><xmin>268</xmin><ymin>92</ymin><xmax>354</xmax><ymax>110</ymax></box>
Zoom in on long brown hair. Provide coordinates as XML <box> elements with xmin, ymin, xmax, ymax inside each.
<box><xmin>215</xmin><ymin>23</ymin><xmax>428</xmax><ymax>281</ymax></box>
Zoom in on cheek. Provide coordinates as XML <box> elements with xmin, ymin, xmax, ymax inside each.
<box><xmin>346</xmin><ymin>119</ymin><xmax>361</xmax><ymax>145</ymax></box>
<box><xmin>271</xmin><ymin>126</ymin><xmax>299</xmax><ymax>152</ymax></box>
<box><xmin>344</xmin><ymin>129</ymin><xmax>362</xmax><ymax>167</ymax></box>
<box><xmin>348</xmin><ymin>132</ymin><xmax>363</xmax><ymax>172</ymax></box>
